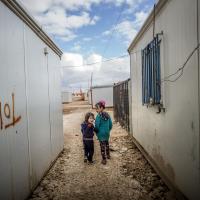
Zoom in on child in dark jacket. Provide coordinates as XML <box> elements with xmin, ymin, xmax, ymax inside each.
<box><xmin>81</xmin><ymin>112</ymin><xmax>95</xmax><ymax>163</ymax></box>
<box><xmin>95</xmin><ymin>101</ymin><xmax>112</xmax><ymax>165</ymax></box>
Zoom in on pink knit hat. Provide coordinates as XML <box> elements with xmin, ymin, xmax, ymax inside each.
<box><xmin>99</xmin><ymin>100</ymin><xmax>106</xmax><ymax>107</ymax></box>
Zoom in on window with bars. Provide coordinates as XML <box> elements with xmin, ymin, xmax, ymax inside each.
<box><xmin>142</xmin><ymin>34</ymin><xmax>161</xmax><ymax>105</ymax></box>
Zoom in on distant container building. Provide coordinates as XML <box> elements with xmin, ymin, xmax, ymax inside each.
<box><xmin>0</xmin><ymin>1</ymin><xmax>63</xmax><ymax>199</ymax></box>
<box><xmin>84</xmin><ymin>92</ymin><xmax>89</xmax><ymax>101</ymax></box>
<box><xmin>91</xmin><ymin>85</ymin><xmax>113</xmax><ymax>108</ymax></box>
<box><xmin>62</xmin><ymin>91</ymin><xmax>72</xmax><ymax>103</ymax></box>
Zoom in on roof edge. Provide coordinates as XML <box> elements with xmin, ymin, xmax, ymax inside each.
<box><xmin>114</xmin><ymin>78</ymin><xmax>130</xmax><ymax>86</ymax></box>
<box><xmin>128</xmin><ymin>0</ymin><xmax>168</xmax><ymax>53</ymax></box>
<box><xmin>1</xmin><ymin>0</ymin><xmax>63</xmax><ymax>58</ymax></box>
<box><xmin>91</xmin><ymin>84</ymin><xmax>113</xmax><ymax>89</ymax></box>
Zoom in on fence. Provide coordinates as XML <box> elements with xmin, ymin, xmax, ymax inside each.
<box><xmin>113</xmin><ymin>79</ymin><xmax>130</xmax><ymax>132</ymax></box>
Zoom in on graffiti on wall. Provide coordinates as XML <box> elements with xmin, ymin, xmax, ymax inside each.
<box><xmin>0</xmin><ymin>93</ymin><xmax>21</xmax><ymax>130</ymax></box>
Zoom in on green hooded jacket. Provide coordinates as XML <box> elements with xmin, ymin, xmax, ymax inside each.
<box><xmin>95</xmin><ymin>112</ymin><xmax>112</xmax><ymax>141</ymax></box>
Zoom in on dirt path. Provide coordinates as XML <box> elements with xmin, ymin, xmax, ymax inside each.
<box><xmin>29</xmin><ymin>101</ymin><xmax>176</xmax><ymax>200</ymax></box>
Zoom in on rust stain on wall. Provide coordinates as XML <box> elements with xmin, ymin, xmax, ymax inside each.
<box><xmin>152</xmin><ymin>145</ymin><xmax>176</xmax><ymax>182</ymax></box>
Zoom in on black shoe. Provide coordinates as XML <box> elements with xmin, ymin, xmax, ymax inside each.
<box><xmin>88</xmin><ymin>160</ymin><xmax>94</xmax><ymax>164</ymax></box>
<box><xmin>101</xmin><ymin>159</ymin><xmax>106</xmax><ymax>165</ymax></box>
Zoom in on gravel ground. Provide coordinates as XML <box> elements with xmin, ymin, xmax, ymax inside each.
<box><xmin>29</xmin><ymin>101</ymin><xmax>177</xmax><ymax>200</ymax></box>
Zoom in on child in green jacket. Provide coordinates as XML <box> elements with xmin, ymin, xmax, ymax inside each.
<box><xmin>95</xmin><ymin>101</ymin><xmax>112</xmax><ymax>165</ymax></box>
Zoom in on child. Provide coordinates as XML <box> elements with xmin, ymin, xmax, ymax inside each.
<box><xmin>95</xmin><ymin>101</ymin><xmax>112</xmax><ymax>165</ymax></box>
<box><xmin>81</xmin><ymin>112</ymin><xmax>95</xmax><ymax>164</ymax></box>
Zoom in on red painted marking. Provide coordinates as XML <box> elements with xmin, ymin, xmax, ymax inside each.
<box><xmin>4</xmin><ymin>93</ymin><xmax>22</xmax><ymax>129</ymax></box>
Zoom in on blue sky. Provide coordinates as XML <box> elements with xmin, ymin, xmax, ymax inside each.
<box><xmin>55</xmin><ymin>0</ymin><xmax>154</xmax><ymax>57</ymax></box>
<box><xmin>18</xmin><ymin>0</ymin><xmax>155</xmax><ymax>91</ymax></box>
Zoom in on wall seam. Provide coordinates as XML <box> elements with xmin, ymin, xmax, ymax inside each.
<box><xmin>46</xmin><ymin>53</ymin><xmax>53</xmax><ymax>162</ymax></box>
<box><xmin>23</xmin><ymin>24</ymin><xmax>32</xmax><ymax>191</ymax></box>
<box><xmin>197</xmin><ymin>0</ymin><xmax>200</xmax><ymax>176</ymax></box>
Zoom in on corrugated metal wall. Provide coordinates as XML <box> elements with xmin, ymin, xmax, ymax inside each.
<box><xmin>129</xmin><ymin>0</ymin><xmax>200</xmax><ymax>199</ymax></box>
<box><xmin>0</xmin><ymin>2</ymin><xmax>63</xmax><ymax>199</ymax></box>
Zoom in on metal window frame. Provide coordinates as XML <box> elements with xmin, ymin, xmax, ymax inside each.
<box><xmin>142</xmin><ymin>34</ymin><xmax>161</xmax><ymax>105</ymax></box>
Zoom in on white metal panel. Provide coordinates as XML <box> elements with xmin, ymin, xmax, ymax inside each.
<box><xmin>0</xmin><ymin>5</ymin><xmax>13</xmax><ymax>199</ymax></box>
<box><xmin>92</xmin><ymin>87</ymin><xmax>113</xmax><ymax>107</ymax></box>
<box><xmin>47</xmin><ymin>48</ymin><xmax>64</xmax><ymax>161</ymax></box>
<box><xmin>130</xmin><ymin>52</ymin><xmax>139</xmax><ymax>138</ymax></box>
<box><xmin>130</xmin><ymin>0</ymin><xmax>200</xmax><ymax>199</ymax></box>
<box><xmin>24</xmin><ymin>25</ymin><xmax>52</xmax><ymax>188</ymax></box>
<box><xmin>0</xmin><ymin>1</ymin><xmax>63</xmax><ymax>199</ymax></box>
<box><xmin>128</xmin><ymin>80</ymin><xmax>132</xmax><ymax>134</ymax></box>
<box><xmin>0</xmin><ymin>2</ymin><xmax>30</xmax><ymax>200</ymax></box>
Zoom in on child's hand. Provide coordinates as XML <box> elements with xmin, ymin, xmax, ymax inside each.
<box><xmin>88</xmin><ymin>123</ymin><xmax>92</xmax><ymax>128</ymax></box>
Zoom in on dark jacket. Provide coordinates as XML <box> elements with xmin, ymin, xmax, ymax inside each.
<box><xmin>81</xmin><ymin>122</ymin><xmax>94</xmax><ymax>140</ymax></box>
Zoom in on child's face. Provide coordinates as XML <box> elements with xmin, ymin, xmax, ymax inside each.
<box><xmin>88</xmin><ymin>116</ymin><xmax>94</xmax><ymax>124</ymax></box>
<box><xmin>96</xmin><ymin>106</ymin><xmax>104</xmax><ymax>113</ymax></box>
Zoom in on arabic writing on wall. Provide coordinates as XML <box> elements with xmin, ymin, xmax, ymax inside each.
<box><xmin>0</xmin><ymin>93</ymin><xmax>21</xmax><ymax>130</ymax></box>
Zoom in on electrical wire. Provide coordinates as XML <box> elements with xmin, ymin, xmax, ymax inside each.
<box><xmin>61</xmin><ymin>4</ymin><xmax>126</xmax><ymax>69</ymax></box>
<box><xmin>162</xmin><ymin>43</ymin><xmax>200</xmax><ymax>83</ymax></box>
<box><xmin>102</xmin><ymin>3</ymin><xmax>126</xmax><ymax>58</ymax></box>
<box><xmin>62</xmin><ymin>43</ymin><xmax>200</xmax><ymax>83</ymax></box>
<box><xmin>62</xmin><ymin>54</ymin><xmax>129</xmax><ymax>68</ymax></box>
<box><xmin>61</xmin><ymin>49</ymin><xmax>141</xmax><ymax>68</ymax></box>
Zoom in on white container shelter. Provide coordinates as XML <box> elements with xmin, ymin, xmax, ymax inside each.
<box><xmin>91</xmin><ymin>85</ymin><xmax>113</xmax><ymax>108</ymax></box>
<box><xmin>0</xmin><ymin>1</ymin><xmax>63</xmax><ymax>199</ymax></box>
<box><xmin>84</xmin><ymin>92</ymin><xmax>89</xmax><ymax>101</ymax></box>
<box><xmin>128</xmin><ymin>0</ymin><xmax>200</xmax><ymax>199</ymax></box>
<box><xmin>62</xmin><ymin>91</ymin><xmax>72</xmax><ymax>103</ymax></box>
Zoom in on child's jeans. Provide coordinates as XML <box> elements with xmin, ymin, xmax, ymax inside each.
<box><xmin>83</xmin><ymin>139</ymin><xmax>94</xmax><ymax>161</ymax></box>
<box><xmin>100</xmin><ymin>140</ymin><xmax>110</xmax><ymax>160</ymax></box>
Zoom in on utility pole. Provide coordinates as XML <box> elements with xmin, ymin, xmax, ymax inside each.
<box><xmin>90</xmin><ymin>72</ymin><xmax>93</xmax><ymax>88</ymax></box>
<box><xmin>88</xmin><ymin>79</ymin><xmax>90</xmax><ymax>90</ymax></box>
